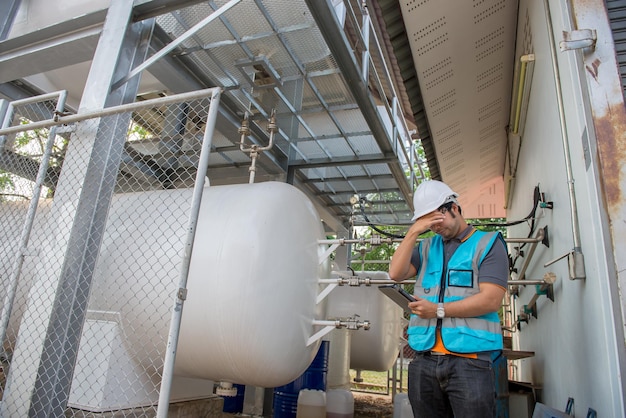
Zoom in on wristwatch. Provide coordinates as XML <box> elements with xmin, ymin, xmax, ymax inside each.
<box><xmin>436</xmin><ymin>303</ymin><xmax>445</xmax><ymax>319</ymax></box>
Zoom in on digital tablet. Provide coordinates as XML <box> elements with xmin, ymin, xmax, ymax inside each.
<box><xmin>378</xmin><ymin>284</ymin><xmax>415</xmax><ymax>314</ymax></box>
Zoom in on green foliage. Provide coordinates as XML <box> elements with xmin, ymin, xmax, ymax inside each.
<box><xmin>0</xmin><ymin>171</ymin><xmax>15</xmax><ymax>191</ymax></box>
<box><xmin>468</xmin><ymin>218</ymin><xmax>508</xmax><ymax>237</ymax></box>
<box><xmin>415</xmin><ymin>140</ymin><xmax>430</xmax><ymax>178</ymax></box>
<box><xmin>0</xmin><ymin>117</ymin><xmax>69</xmax><ymax>200</ymax></box>
<box><xmin>128</xmin><ymin>123</ymin><xmax>151</xmax><ymax>140</ymax></box>
<box><xmin>350</xmin><ymin>224</ymin><xmax>422</xmax><ymax>272</ymax></box>
<box><xmin>15</xmin><ymin>117</ymin><xmax>47</xmax><ymax>153</ymax></box>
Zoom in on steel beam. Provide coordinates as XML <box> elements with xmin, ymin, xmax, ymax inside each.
<box><xmin>303</xmin><ymin>0</ymin><xmax>414</xmax><ymax>208</ymax></box>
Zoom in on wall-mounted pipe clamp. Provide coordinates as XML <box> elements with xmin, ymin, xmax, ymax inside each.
<box><xmin>515</xmin><ymin>272</ymin><xmax>557</xmax><ymax>329</ymax></box>
<box><xmin>559</xmin><ymin>29</ymin><xmax>597</xmax><ymax>52</ymax></box>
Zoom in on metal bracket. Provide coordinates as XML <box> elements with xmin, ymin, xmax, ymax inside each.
<box><xmin>544</xmin><ymin>251</ymin><xmax>569</xmax><ymax>267</ymax></box>
<box><xmin>316</xmin><ymin>282</ymin><xmax>338</xmax><ymax>304</ymax></box>
<box><xmin>560</xmin><ymin>29</ymin><xmax>597</xmax><ymax>52</ymax></box>
<box><xmin>320</xmin><ymin>242</ymin><xmax>341</xmax><ymax>265</ymax></box>
<box><xmin>535</xmin><ymin>283</ymin><xmax>554</xmax><ymax>302</ymax></box>
<box><xmin>544</xmin><ymin>249</ymin><xmax>585</xmax><ymax>280</ymax></box>
<box><xmin>516</xmin><ymin>312</ymin><xmax>530</xmax><ymax>331</ymax></box>
<box><xmin>523</xmin><ymin>304</ymin><xmax>538</xmax><ymax>319</ymax></box>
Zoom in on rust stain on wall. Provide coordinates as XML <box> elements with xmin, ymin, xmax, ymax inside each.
<box><xmin>586</xmin><ymin>58</ymin><xmax>601</xmax><ymax>81</ymax></box>
<box><xmin>594</xmin><ymin>103</ymin><xmax>626</xmax><ymax>212</ymax></box>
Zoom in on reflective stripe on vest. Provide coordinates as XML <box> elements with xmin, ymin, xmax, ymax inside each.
<box><xmin>407</xmin><ymin>230</ymin><xmax>504</xmax><ymax>353</ymax></box>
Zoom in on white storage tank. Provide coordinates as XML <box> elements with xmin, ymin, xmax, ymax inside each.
<box><xmin>2</xmin><ymin>181</ymin><xmax>330</xmax><ymax>400</ymax></box>
<box><xmin>0</xmin><ymin>200</ymin><xmax>53</xmax><ymax>344</ymax></box>
<box><xmin>326</xmin><ymin>271</ymin><xmax>404</xmax><ymax>372</ymax></box>
<box><xmin>91</xmin><ymin>182</ymin><xmax>329</xmax><ymax>388</ymax></box>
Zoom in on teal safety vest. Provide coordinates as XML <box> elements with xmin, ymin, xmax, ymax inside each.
<box><xmin>407</xmin><ymin>230</ymin><xmax>505</xmax><ymax>353</ymax></box>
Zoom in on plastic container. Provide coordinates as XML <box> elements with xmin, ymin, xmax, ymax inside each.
<box><xmin>393</xmin><ymin>393</ymin><xmax>414</xmax><ymax>418</ymax></box>
<box><xmin>296</xmin><ymin>389</ymin><xmax>326</xmax><ymax>418</ymax></box>
<box><xmin>326</xmin><ymin>389</ymin><xmax>354</xmax><ymax>418</ymax></box>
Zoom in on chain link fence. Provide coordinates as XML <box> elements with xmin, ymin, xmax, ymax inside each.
<box><xmin>347</xmin><ymin>235</ymin><xmax>414</xmax><ymax>397</ymax></box>
<box><xmin>0</xmin><ymin>89</ymin><xmax>220</xmax><ymax>417</ymax></box>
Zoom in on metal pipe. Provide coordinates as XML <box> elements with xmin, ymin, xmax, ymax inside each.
<box><xmin>238</xmin><ymin>112</ymin><xmax>250</xmax><ymax>152</ymax></box>
<box><xmin>0</xmin><ymin>101</ymin><xmax>16</xmax><ymax>149</ymax></box>
<box><xmin>514</xmin><ymin>228</ymin><xmax>545</xmax><ymax>281</ymax></box>
<box><xmin>307</xmin><ymin>317</ymin><xmax>370</xmax><ymax>346</ymax></box>
<box><xmin>410</xmin><ymin>141</ymin><xmax>416</xmax><ymax>190</ymax></box>
<box><xmin>508</xmin><ymin>280</ymin><xmax>551</xmax><ymax>286</ymax></box>
<box><xmin>156</xmin><ymin>88</ymin><xmax>222</xmax><ymax>417</ymax></box>
<box><xmin>0</xmin><ymin>88</ymin><xmax>220</xmax><ymax>137</ymax></box>
<box><xmin>240</xmin><ymin>110</ymin><xmax>277</xmax><ymax>184</ymax></box>
<box><xmin>318</xmin><ymin>278</ymin><xmax>396</xmax><ymax>285</ymax></box>
<box><xmin>318</xmin><ymin>235</ymin><xmax>547</xmax><ymax>245</ymax></box>
<box><xmin>312</xmin><ymin>318</ymin><xmax>370</xmax><ymax>329</ymax></box>
<box><xmin>3</xmin><ymin>91</ymin><xmax>67</xmax><ymax>107</ymax></box>
<box><xmin>361</xmin><ymin>7</ymin><xmax>370</xmax><ymax>81</ymax></box>
<box><xmin>349</xmin><ymin>259</ymin><xmax>391</xmax><ymax>264</ymax></box>
<box><xmin>543</xmin><ymin>0</ymin><xmax>585</xmax><ymax>279</ymax></box>
<box><xmin>0</xmin><ymin>91</ymin><xmax>68</xmax><ymax>357</ymax></box>
<box><xmin>319</xmin><ymin>277</ymin><xmax>552</xmax><ymax>287</ymax></box>
<box><xmin>0</xmin><ymin>99</ymin><xmax>8</xmax><ymax>150</ymax></box>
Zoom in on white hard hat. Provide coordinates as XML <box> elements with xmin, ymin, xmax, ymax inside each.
<box><xmin>411</xmin><ymin>180</ymin><xmax>458</xmax><ymax>221</ymax></box>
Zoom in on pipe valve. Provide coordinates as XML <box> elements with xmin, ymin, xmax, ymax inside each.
<box><xmin>308</xmin><ymin>316</ymin><xmax>370</xmax><ymax>346</ymax></box>
<box><xmin>339</xmin><ymin>315</ymin><xmax>370</xmax><ymax>330</ymax></box>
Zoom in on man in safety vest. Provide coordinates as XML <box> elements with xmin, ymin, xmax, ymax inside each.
<box><xmin>389</xmin><ymin>180</ymin><xmax>508</xmax><ymax>418</ymax></box>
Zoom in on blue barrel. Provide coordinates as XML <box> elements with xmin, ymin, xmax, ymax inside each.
<box><xmin>273</xmin><ymin>340</ymin><xmax>329</xmax><ymax>418</ymax></box>
<box><xmin>494</xmin><ymin>353</ymin><xmax>509</xmax><ymax>418</ymax></box>
<box><xmin>222</xmin><ymin>384</ymin><xmax>245</xmax><ymax>413</ymax></box>
<box><xmin>273</xmin><ymin>391</ymin><xmax>299</xmax><ymax>418</ymax></box>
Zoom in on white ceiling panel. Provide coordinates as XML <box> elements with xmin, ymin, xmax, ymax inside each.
<box><xmin>398</xmin><ymin>0</ymin><xmax>518</xmax><ymax>218</ymax></box>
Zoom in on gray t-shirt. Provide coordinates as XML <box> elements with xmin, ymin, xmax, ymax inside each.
<box><xmin>409</xmin><ymin>225</ymin><xmax>509</xmax><ymax>289</ymax></box>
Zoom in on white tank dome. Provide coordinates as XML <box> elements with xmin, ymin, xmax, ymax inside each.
<box><xmin>326</xmin><ymin>271</ymin><xmax>404</xmax><ymax>372</ymax></box>
<box><xmin>175</xmin><ymin>182</ymin><xmax>329</xmax><ymax>387</ymax></box>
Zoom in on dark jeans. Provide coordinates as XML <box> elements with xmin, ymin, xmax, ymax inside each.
<box><xmin>407</xmin><ymin>353</ymin><xmax>496</xmax><ymax>418</ymax></box>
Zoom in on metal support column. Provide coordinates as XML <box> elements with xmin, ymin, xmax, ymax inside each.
<box><xmin>28</xmin><ymin>11</ymin><xmax>154</xmax><ymax>417</ymax></box>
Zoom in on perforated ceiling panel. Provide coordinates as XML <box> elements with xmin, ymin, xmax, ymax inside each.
<box><xmin>399</xmin><ymin>0</ymin><xmax>518</xmax><ymax>218</ymax></box>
